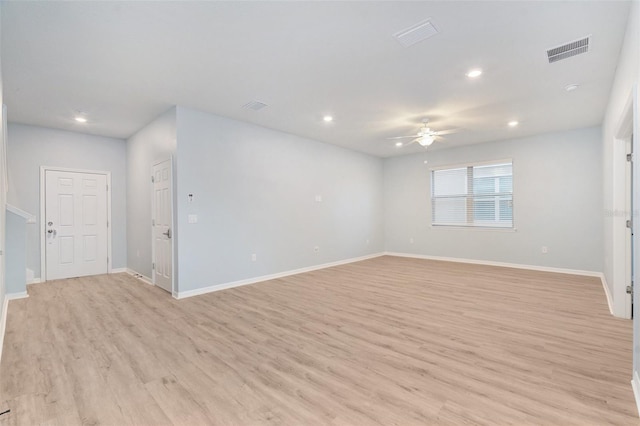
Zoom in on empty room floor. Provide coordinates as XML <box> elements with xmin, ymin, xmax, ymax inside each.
<box><xmin>0</xmin><ymin>256</ymin><xmax>636</xmax><ymax>425</ymax></box>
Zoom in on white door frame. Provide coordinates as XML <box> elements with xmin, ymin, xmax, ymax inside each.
<box><xmin>151</xmin><ymin>158</ymin><xmax>176</xmax><ymax>296</ymax></box>
<box><xmin>615</xmin><ymin>87</ymin><xmax>638</xmax><ymax>319</ymax></box>
<box><xmin>40</xmin><ymin>166</ymin><xmax>113</xmax><ymax>282</ymax></box>
<box><xmin>616</xmin><ymin>85</ymin><xmax>640</xmax><ymax>416</ymax></box>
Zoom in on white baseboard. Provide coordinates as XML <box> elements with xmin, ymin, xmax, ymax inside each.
<box><xmin>110</xmin><ymin>267</ymin><xmax>127</xmax><ymax>274</ymax></box>
<box><xmin>384</xmin><ymin>252</ymin><xmax>602</xmax><ymax>277</ymax></box>
<box><xmin>126</xmin><ymin>269</ymin><xmax>153</xmax><ymax>286</ymax></box>
<box><xmin>598</xmin><ymin>273</ymin><xmax>615</xmax><ymax>316</ymax></box>
<box><xmin>0</xmin><ymin>291</ymin><xmax>29</xmax><ymax>365</ymax></box>
<box><xmin>0</xmin><ymin>296</ymin><xmax>8</xmax><ymax>366</ymax></box>
<box><xmin>632</xmin><ymin>371</ymin><xmax>640</xmax><ymax>417</ymax></box>
<box><xmin>27</xmin><ymin>278</ymin><xmax>41</xmax><ymax>285</ymax></box>
<box><xmin>6</xmin><ymin>292</ymin><xmax>28</xmax><ymax>301</ymax></box>
<box><xmin>175</xmin><ymin>252</ymin><xmax>384</xmax><ymax>299</ymax></box>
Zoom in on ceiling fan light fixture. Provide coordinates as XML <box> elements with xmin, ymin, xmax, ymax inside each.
<box><xmin>419</xmin><ymin>135</ymin><xmax>434</xmax><ymax>146</ymax></box>
<box><xmin>466</xmin><ymin>68</ymin><xmax>483</xmax><ymax>78</ymax></box>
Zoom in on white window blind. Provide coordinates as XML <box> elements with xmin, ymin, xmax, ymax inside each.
<box><xmin>431</xmin><ymin>161</ymin><xmax>513</xmax><ymax>228</ymax></box>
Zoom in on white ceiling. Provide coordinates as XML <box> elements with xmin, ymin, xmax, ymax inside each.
<box><xmin>1</xmin><ymin>1</ymin><xmax>631</xmax><ymax>157</ymax></box>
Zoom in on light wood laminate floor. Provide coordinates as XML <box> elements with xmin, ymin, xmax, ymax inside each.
<box><xmin>0</xmin><ymin>256</ymin><xmax>636</xmax><ymax>425</ymax></box>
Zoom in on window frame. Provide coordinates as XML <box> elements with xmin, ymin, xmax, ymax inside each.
<box><xmin>430</xmin><ymin>159</ymin><xmax>514</xmax><ymax>229</ymax></box>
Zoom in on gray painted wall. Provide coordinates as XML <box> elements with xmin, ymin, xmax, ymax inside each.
<box><xmin>175</xmin><ymin>107</ymin><xmax>384</xmax><ymax>292</ymax></box>
<box><xmin>126</xmin><ymin>107</ymin><xmax>176</xmax><ymax>278</ymax></box>
<box><xmin>0</xmin><ymin>1</ymin><xmax>5</xmax><ymax>320</ymax></box>
<box><xmin>5</xmin><ymin>210</ymin><xmax>26</xmax><ymax>294</ymax></box>
<box><xmin>602</xmin><ymin>0</ymin><xmax>639</xmax><ymax>317</ymax></box>
<box><xmin>384</xmin><ymin>127</ymin><xmax>603</xmax><ymax>272</ymax></box>
<box><xmin>6</xmin><ymin>123</ymin><xmax>127</xmax><ymax>278</ymax></box>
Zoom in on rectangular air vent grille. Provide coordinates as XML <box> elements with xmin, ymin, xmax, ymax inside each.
<box><xmin>547</xmin><ymin>36</ymin><xmax>590</xmax><ymax>63</ymax></box>
<box><xmin>393</xmin><ymin>20</ymin><xmax>439</xmax><ymax>48</ymax></box>
<box><xmin>242</xmin><ymin>101</ymin><xmax>268</xmax><ymax>111</ymax></box>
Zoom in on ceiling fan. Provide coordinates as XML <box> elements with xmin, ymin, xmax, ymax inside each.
<box><xmin>387</xmin><ymin>119</ymin><xmax>457</xmax><ymax>148</ymax></box>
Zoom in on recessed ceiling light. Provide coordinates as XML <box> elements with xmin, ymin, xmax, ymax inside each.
<box><xmin>565</xmin><ymin>84</ymin><xmax>579</xmax><ymax>92</ymax></box>
<box><xmin>508</xmin><ymin>120</ymin><xmax>519</xmax><ymax>127</ymax></box>
<box><xmin>395</xmin><ymin>142</ymin><xmax>403</xmax><ymax>147</ymax></box>
<box><xmin>75</xmin><ymin>116</ymin><xmax>87</xmax><ymax>123</ymax></box>
<box><xmin>323</xmin><ymin>115</ymin><xmax>333</xmax><ymax>122</ymax></box>
<box><xmin>466</xmin><ymin>68</ymin><xmax>482</xmax><ymax>78</ymax></box>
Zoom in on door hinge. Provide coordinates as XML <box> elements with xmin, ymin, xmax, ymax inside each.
<box><xmin>152</xmin><ymin>219</ymin><xmax>155</xmax><ymax>226</ymax></box>
<box><xmin>627</xmin><ymin>219</ymin><xmax>633</xmax><ymax>229</ymax></box>
<box><xmin>107</xmin><ymin>220</ymin><xmax>109</xmax><ymax>227</ymax></box>
<box><xmin>151</xmin><ymin>176</ymin><xmax>155</xmax><ymax>183</ymax></box>
<box><xmin>152</xmin><ymin>262</ymin><xmax>155</xmax><ymax>270</ymax></box>
<box><xmin>106</xmin><ymin>184</ymin><xmax>109</xmax><ymax>191</ymax></box>
<box><xmin>627</xmin><ymin>153</ymin><xmax>633</xmax><ymax>162</ymax></box>
<box><xmin>627</xmin><ymin>285</ymin><xmax>633</xmax><ymax>294</ymax></box>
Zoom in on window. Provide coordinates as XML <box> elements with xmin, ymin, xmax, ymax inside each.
<box><xmin>431</xmin><ymin>161</ymin><xmax>513</xmax><ymax>228</ymax></box>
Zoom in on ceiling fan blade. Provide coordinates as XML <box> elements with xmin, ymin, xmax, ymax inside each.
<box><xmin>433</xmin><ymin>128</ymin><xmax>459</xmax><ymax>136</ymax></box>
<box><xmin>386</xmin><ymin>135</ymin><xmax>419</xmax><ymax>140</ymax></box>
<box><xmin>395</xmin><ymin>139</ymin><xmax>421</xmax><ymax>147</ymax></box>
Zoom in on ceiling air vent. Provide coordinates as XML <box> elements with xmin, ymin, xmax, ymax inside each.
<box><xmin>242</xmin><ymin>101</ymin><xmax>268</xmax><ymax>111</ymax></box>
<box><xmin>393</xmin><ymin>20</ymin><xmax>439</xmax><ymax>48</ymax></box>
<box><xmin>546</xmin><ymin>36</ymin><xmax>590</xmax><ymax>64</ymax></box>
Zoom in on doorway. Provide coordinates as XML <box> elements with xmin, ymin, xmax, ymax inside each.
<box><xmin>151</xmin><ymin>159</ymin><xmax>173</xmax><ymax>294</ymax></box>
<box><xmin>40</xmin><ymin>167</ymin><xmax>111</xmax><ymax>281</ymax></box>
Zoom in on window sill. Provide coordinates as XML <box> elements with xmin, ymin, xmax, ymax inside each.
<box><xmin>430</xmin><ymin>225</ymin><xmax>518</xmax><ymax>232</ymax></box>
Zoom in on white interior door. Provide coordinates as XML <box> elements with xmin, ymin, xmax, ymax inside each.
<box><xmin>631</xmin><ymin>90</ymin><xmax>640</xmax><ymax>402</ymax></box>
<box><xmin>45</xmin><ymin>170</ymin><xmax>108</xmax><ymax>280</ymax></box>
<box><xmin>627</xmin><ymin>138</ymin><xmax>634</xmax><ymax>318</ymax></box>
<box><xmin>0</xmin><ymin>106</ymin><xmax>7</xmax><ymax>300</ymax></box>
<box><xmin>152</xmin><ymin>160</ymin><xmax>173</xmax><ymax>293</ymax></box>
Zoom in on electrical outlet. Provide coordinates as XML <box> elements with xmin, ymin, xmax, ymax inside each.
<box><xmin>410</xmin><ymin>238</ymin><xmax>414</xmax><ymax>244</ymax></box>
<box><xmin>314</xmin><ymin>246</ymin><xmax>320</xmax><ymax>252</ymax></box>
<box><xmin>251</xmin><ymin>253</ymin><xmax>256</xmax><ymax>262</ymax></box>
<box><xmin>366</xmin><ymin>239</ymin><xmax>370</xmax><ymax>244</ymax></box>
<box><xmin>188</xmin><ymin>214</ymin><xmax>198</xmax><ymax>224</ymax></box>
<box><xmin>315</xmin><ymin>195</ymin><xmax>323</xmax><ymax>202</ymax></box>
<box><xmin>541</xmin><ymin>246</ymin><xmax>548</xmax><ymax>254</ymax></box>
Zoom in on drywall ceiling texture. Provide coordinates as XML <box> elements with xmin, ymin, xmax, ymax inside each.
<box><xmin>384</xmin><ymin>126</ymin><xmax>603</xmax><ymax>273</ymax></box>
<box><xmin>0</xmin><ymin>1</ymin><xmax>630</xmax><ymax>157</ymax></box>
<box><xmin>175</xmin><ymin>107</ymin><xmax>384</xmax><ymax>294</ymax></box>
<box><xmin>6</xmin><ymin>123</ymin><xmax>127</xmax><ymax>279</ymax></box>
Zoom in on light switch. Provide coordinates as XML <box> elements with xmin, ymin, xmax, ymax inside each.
<box><xmin>188</xmin><ymin>214</ymin><xmax>198</xmax><ymax>224</ymax></box>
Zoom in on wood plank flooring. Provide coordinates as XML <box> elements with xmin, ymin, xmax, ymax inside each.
<box><xmin>0</xmin><ymin>255</ymin><xmax>636</xmax><ymax>425</ymax></box>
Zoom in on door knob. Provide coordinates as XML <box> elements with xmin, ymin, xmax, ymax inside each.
<box><xmin>163</xmin><ymin>228</ymin><xmax>172</xmax><ymax>239</ymax></box>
